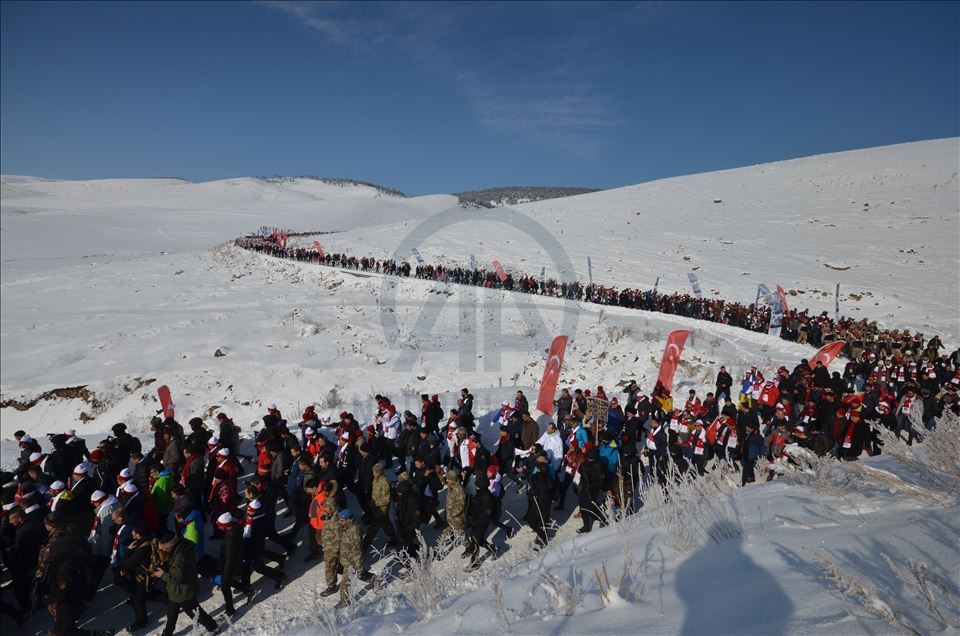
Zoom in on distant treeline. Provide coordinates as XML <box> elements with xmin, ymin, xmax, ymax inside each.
<box><xmin>454</xmin><ymin>186</ymin><xmax>601</xmax><ymax>208</ymax></box>
<box><xmin>258</xmin><ymin>175</ymin><xmax>407</xmax><ymax>199</ymax></box>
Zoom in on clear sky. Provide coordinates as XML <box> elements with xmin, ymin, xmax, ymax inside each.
<box><xmin>1</xmin><ymin>1</ymin><xmax>957</xmax><ymax>195</ymax></box>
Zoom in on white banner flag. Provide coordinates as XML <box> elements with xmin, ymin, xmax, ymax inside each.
<box><xmin>411</xmin><ymin>248</ymin><xmax>425</xmax><ymax>266</ymax></box>
<box><xmin>835</xmin><ymin>284</ymin><xmax>840</xmax><ymax>321</ymax></box>
<box><xmin>687</xmin><ymin>272</ymin><xmax>702</xmax><ymax>299</ymax></box>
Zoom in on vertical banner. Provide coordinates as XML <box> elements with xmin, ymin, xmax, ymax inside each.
<box><xmin>469</xmin><ymin>254</ymin><xmax>476</xmax><ymax>271</ymax></box>
<box><xmin>536</xmin><ymin>335</ymin><xmax>569</xmax><ymax>416</ymax></box>
<box><xmin>808</xmin><ymin>341</ymin><xmax>846</xmax><ymax>370</ymax></box>
<box><xmin>835</xmin><ymin>284</ymin><xmax>840</xmax><ymax>321</ymax></box>
<box><xmin>657</xmin><ymin>329</ymin><xmax>691</xmax><ymax>392</ymax></box>
<box><xmin>492</xmin><ymin>259</ymin><xmax>508</xmax><ymax>282</ymax></box>
<box><xmin>587</xmin><ymin>256</ymin><xmax>593</xmax><ymax>284</ymax></box>
<box><xmin>687</xmin><ymin>272</ymin><xmax>702</xmax><ymax>299</ymax></box>
<box><xmin>411</xmin><ymin>248</ymin><xmax>425</xmax><ymax>266</ymax></box>
<box><xmin>539</xmin><ymin>266</ymin><xmax>546</xmax><ymax>286</ymax></box>
<box><xmin>758</xmin><ymin>284</ymin><xmax>782</xmax><ymax>336</ymax></box>
<box><xmin>653</xmin><ymin>275</ymin><xmax>660</xmax><ymax>294</ymax></box>
<box><xmin>776</xmin><ymin>284</ymin><xmax>789</xmax><ymax>313</ymax></box>
<box><xmin>157</xmin><ymin>385</ymin><xmax>174</xmax><ymax>419</ymax></box>
<box><xmin>313</xmin><ymin>240</ymin><xmax>325</xmax><ymax>258</ymax></box>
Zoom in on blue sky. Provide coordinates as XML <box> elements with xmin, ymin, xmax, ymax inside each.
<box><xmin>1</xmin><ymin>1</ymin><xmax>957</xmax><ymax>194</ymax></box>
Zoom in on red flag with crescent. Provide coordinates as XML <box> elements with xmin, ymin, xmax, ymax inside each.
<box><xmin>808</xmin><ymin>341</ymin><xmax>846</xmax><ymax>370</ymax></box>
<box><xmin>157</xmin><ymin>385</ymin><xmax>174</xmax><ymax>419</ymax></box>
<box><xmin>313</xmin><ymin>240</ymin><xmax>325</xmax><ymax>258</ymax></box>
<box><xmin>657</xmin><ymin>329</ymin><xmax>691</xmax><ymax>392</ymax></box>
<box><xmin>492</xmin><ymin>260</ymin><xmax>508</xmax><ymax>283</ymax></box>
<box><xmin>536</xmin><ymin>336</ymin><xmax>568</xmax><ymax>415</ymax></box>
<box><xmin>776</xmin><ymin>284</ymin><xmax>789</xmax><ymax>312</ymax></box>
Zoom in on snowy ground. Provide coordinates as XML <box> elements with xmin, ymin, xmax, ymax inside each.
<box><xmin>1</xmin><ymin>138</ymin><xmax>959</xmax><ymax>635</ymax></box>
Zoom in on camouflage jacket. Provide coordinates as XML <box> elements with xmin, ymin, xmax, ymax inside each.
<box><xmin>445</xmin><ymin>481</ymin><xmax>467</xmax><ymax>529</ymax></box>
<box><xmin>338</xmin><ymin>519</ymin><xmax>363</xmax><ymax>571</ymax></box>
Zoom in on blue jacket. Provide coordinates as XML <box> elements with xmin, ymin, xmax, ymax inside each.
<box><xmin>598</xmin><ymin>442</ymin><xmax>620</xmax><ymax>474</ymax></box>
<box><xmin>177</xmin><ymin>508</ymin><xmax>205</xmax><ymax>556</ymax></box>
<box><xmin>573</xmin><ymin>425</ymin><xmax>589</xmax><ymax>448</ymax></box>
<box><xmin>746</xmin><ymin>433</ymin><xmax>764</xmax><ymax>461</ymax></box>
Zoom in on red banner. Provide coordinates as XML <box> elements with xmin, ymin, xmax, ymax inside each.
<box><xmin>536</xmin><ymin>336</ymin><xmax>569</xmax><ymax>416</ymax></box>
<box><xmin>492</xmin><ymin>260</ymin><xmax>507</xmax><ymax>283</ymax></box>
<box><xmin>776</xmin><ymin>284</ymin><xmax>789</xmax><ymax>312</ymax></box>
<box><xmin>157</xmin><ymin>385</ymin><xmax>174</xmax><ymax>419</ymax></box>
<box><xmin>656</xmin><ymin>329</ymin><xmax>691</xmax><ymax>392</ymax></box>
<box><xmin>313</xmin><ymin>240</ymin><xmax>325</xmax><ymax>258</ymax></box>
<box><xmin>808</xmin><ymin>341</ymin><xmax>846</xmax><ymax>370</ymax></box>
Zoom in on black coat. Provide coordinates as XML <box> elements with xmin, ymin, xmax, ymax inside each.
<box><xmin>467</xmin><ymin>490</ymin><xmax>493</xmax><ymax>529</ymax></box>
<box><xmin>12</xmin><ymin>517</ymin><xmax>44</xmax><ymax>572</ymax></box>
<box><xmin>394</xmin><ymin>488</ymin><xmax>421</xmax><ymax>540</ymax></box>
<box><xmin>219</xmin><ymin>524</ymin><xmax>244</xmax><ymax>582</ymax></box>
<box><xmin>357</xmin><ymin>452</ymin><xmax>378</xmax><ymax>496</ymax></box>
<box><xmin>578</xmin><ymin>459</ymin><xmax>604</xmax><ymax>504</ymax></box>
<box><xmin>525</xmin><ymin>469</ymin><xmax>553</xmax><ymax>525</ymax></box>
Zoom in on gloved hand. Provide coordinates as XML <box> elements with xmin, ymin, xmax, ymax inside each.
<box><xmin>213</xmin><ymin>575</ymin><xmax>222</xmax><ymax>586</ymax></box>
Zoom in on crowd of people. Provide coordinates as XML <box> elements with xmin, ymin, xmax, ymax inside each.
<box><xmin>0</xmin><ymin>235</ymin><xmax>955</xmax><ymax>634</ymax></box>
<box><xmin>235</xmin><ymin>234</ymin><xmax>947</xmax><ymax>357</ymax></box>
<box><xmin>3</xmin><ymin>329</ymin><xmax>957</xmax><ymax>634</ymax></box>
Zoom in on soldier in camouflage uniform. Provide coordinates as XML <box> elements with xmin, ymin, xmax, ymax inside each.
<box><xmin>441</xmin><ymin>469</ymin><xmax>466</xmax><ymax>543</ymax></box>
<box><xmin>335</xmin><ymin>509</ymin><xmax>370</xmax><ymax>607</ymax></box>
<box><xmin>363</xmin><ymin>463</ymin><xmax>398</xmax><ymax>548</ymax></box>
<box><xmin>319</xmin><ymin>481</ymin><xmax>342</xmax><ymax>596</ymax></box>
<box><xmin>33</xmin><ymin>513</ymin><xmax>89</xmax><ymax>636</ymax></box>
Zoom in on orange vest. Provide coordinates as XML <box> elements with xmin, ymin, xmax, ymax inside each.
<box><xmin>308</xmin><ymin>487</ymin><xmax>327</xmax><ymax>531</ymax></box>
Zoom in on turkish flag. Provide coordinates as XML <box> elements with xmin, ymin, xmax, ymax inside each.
<box><xmin>808</xmin><ymin>341</ymin><xmax>846</xmax><ymax>370</ymax></box>
<box><xmin>157</xmin><ymin>385</ymin><xmax>174</xmax><ymax>419</ymax></box>
<box><xmin>776</xmin><ymin>284</ymin><xmax>789</xmax><ymax>312</ymax></box>
<box><xmin>536</xmin><ymin>336</ymin><xmax>569</xmax><ymax>416</ymax></box>
<box><xmin>313</xmin><ymin>240</ymin><xmax>325</xmax><ymax>258</ymax></box>
<box><xmin>656</xmin><ymin>329</ymin><xmax>691</xmax><ymax>392</ymax></box>
<box><xmin>492</xmin><ymin>260</ymin><xmax>508</xmax><ymax>283</ymax></box>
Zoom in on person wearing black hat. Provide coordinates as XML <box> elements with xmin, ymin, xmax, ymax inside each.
<box><xmin>113</xmin><ymin>522</ymin><xmax>153</xmax><ymax>631</ymax></box>
<box><xmin>215</xmin><ymin>412</ymin><xmax>240</xmax><ymax>458</ymax></box>
<box><xmin>34</xmin><ymin>511</ymin><xmax>90</xmax><ymax>635</ymax></box>
<box><xmin>393</xmin><ymin>479</ymin><xmax>421</xmax><ymax>558</ymax></box>
<box><xmin>525</xmin><ymin>453</ymin><xmax>553</xmax><ymax>550</ymax></box>
<box><xmin>463</xmin><ymin>475</ymin><xmax>497</xmax><ymax>570</ymax></box>
<box><xmin>6</xmin><ymin>506</ymin><xmax>43</xmax><ymax>622</ymax></box>
<box><xmin>742</xmin><ymin>423</ymin><xmax>764</xmax><ymax>487</ymax></box>
<box><xmin>111</xmin><ymin>422</ymin><xmax>141</xmax><ymax>463</ymax></box>
<box><xmin>577</xmin><ymin>447</ymin><xmax>606</xmax><ymax>533</ymax></box>
<box><xmin>153</xmin><ymin>533</ymin><xmax>218</xmax><ymax>636</ymax></box>
<box><xmin>185</xmin><ymin>418</ymin><xmax>211</xmax><ymax>452</ymax></box>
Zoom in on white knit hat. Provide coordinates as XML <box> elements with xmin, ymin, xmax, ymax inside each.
<box><xmin>122</xmin><ymin>482</ymin><xmax>138</xmax><ymax>494</ymax></box>
<box><xmin>217</xmin><ymin>512</ymin><xmax>234</xmax><ymax>525</ymax></box>
<box><xmin>90</xmin><ymin>490</ymin><xmax>107</xmax><ymax>504</ymax></box>
<box><xmin>72</xmin><ymin>463</ymin><xmax>88</xmax><ymax>476</ymax></box>
<box><xmin>217</xmin><ymin>447</ymin><xmax>230</xmax><ymax>457</ymax></box>
<box><xmin>50</xmin><ymin>480</ymin><xmax>66</xmax><ymax>491</ymax></box>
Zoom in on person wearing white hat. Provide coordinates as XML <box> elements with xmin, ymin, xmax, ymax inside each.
<box><xmin>70</xmin><ymin>463</ymin><xmax>97</xmax><ymax>523</ymax></box>
<box><xmin>214</xmin><ymin>512</ymin><xmax>251</xmax><ymax>615</ymax></box>
<box><xmin>46</xmin><ymin>480</ymin><xmax>70</xmax><ymax>512</ymax></box>
<box><xmin>89</xmin><ymin>490</ymin><xmax>121</xmax><ymax>558</ymax></box>
<box><xmin>240</xmin><ymin>496</ymin><xmax>286</xmax><ymax>590</ymax></box>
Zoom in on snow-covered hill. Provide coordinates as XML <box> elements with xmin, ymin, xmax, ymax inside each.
<box><xmin>1</xmin><ymin>139</ymin><xmax>958</xmax><ymax>635</ymax></box>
